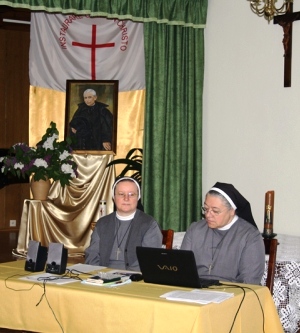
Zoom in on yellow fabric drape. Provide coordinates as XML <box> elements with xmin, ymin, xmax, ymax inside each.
<box><xmin>18</xmin><ymin>87</ymin><xmax>145</xmax><ymax>255</ymax></box>
<box><xmin>16</xmin><ymin>154</ymin><xmax>115</xmax><ymax>255</ymax></box>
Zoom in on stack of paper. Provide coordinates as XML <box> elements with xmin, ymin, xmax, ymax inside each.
<box><xmin>160</xmin><ymin>289</ymin><xmax>234</xmax><ymax>304</ymax></box>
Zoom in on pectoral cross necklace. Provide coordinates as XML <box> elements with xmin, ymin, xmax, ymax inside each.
<box><xmin>115</xmin><ymin>219</ymin><xmax>133</xmax><ymax>260</ymax></box>
<box><xmin>209</xmin><ymin>230</ymin><xmax>228</xmax><ymax>275</ymax></box>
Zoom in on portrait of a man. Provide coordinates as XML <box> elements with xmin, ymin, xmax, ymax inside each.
<box><xmin>65</xmin><ymin>80</ymin><xmax>118</xmax><ymax>154</ymax></box>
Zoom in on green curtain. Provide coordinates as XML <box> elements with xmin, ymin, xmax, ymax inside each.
<box><xmin>143</xmin><ymin>22</ymin><xmax>205</xmax><ymax>231</ymax></box>
<box><xmin>2</xmin><ymin>0</ymin><xmax>208</xmax><ymax>231</ymax></box>
<box><xmin>0</xmin><ymin>0</ymin><xmax>207</xmax><ymax>28</ymax></box>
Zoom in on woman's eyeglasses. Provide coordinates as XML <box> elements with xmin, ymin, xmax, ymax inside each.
<box><xmin>201</xmin><ymin>206</ymin><xmax>226</xmax><ymax>216</ymax></box>
<box><xmin>116</xmin><ymin>192</ymin><xmax>137</xmax><ymax>199</ymax></box>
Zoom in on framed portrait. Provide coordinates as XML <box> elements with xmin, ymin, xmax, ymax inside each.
<box><xmin>65</xmin><ymin>80</ymin><xmax>118</xmax><ymax>155</ymax></box>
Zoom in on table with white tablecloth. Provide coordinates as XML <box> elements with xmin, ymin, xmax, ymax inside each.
<box><xmin>261</xmin><ymin>234</ymin><xmax>300</xmax><ymax>333</ymax></box>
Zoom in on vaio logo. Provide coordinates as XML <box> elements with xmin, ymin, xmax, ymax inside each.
<box><xmin>157</xmin><ymin>265</ymin><xmax>178</xmax><ymax>271</ymax></box>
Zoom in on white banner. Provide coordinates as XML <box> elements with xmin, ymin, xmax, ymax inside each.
<box><xmin>29</xmin><ymin>13</ymin><xmax>145</xmax><ymax>92</ymax></box>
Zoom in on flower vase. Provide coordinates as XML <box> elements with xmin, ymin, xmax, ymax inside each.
<box><xmin>30</xmin><ymin>178</ymin><xmax>51</xmax><ymax>201</ymax></box>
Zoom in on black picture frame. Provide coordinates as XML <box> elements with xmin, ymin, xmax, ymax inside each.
<box><xmin>65</xmin><ymin>80</ymin><xmax>118</xmax><ymax>155</ymax></box>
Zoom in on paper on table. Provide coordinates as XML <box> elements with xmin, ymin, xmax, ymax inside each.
<box><xmin>109</xmin><ymin>269</ymin><xmax>141</xmax><ymax>274</ymax></box>
<box><xmin>19</xmin><ymin>264</ymin><xmax>107</xmax><ymax>285</ymax></box>
<box><xmin>160</xmin><ymin>289</ymin><xmax>234</xmax><ymax>304</ymax></box>
<box><xmin>67</xmin><ymin>263</ymin><xmax>106</xmax><ymax>273</ymax></box>
<box><xmin>20</xmin><ymin>273</ymin><xmax>79</xmax><ymax>285</ymax></box>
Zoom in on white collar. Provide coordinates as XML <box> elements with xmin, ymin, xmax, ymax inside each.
<box><xmin>218</xmin><ymin>215</ymin><xmax>238</xmax><ymax>230</ymax></box>
<box><xmin>116</xmin><ymin>211</ymin><xmax>136</xmax><ymax>221</ymax></box>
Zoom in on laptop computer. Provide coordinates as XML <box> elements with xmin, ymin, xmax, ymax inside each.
<box><xmin>136</xmin><ymin>247</ymin><xmax>221</xmax><ymax>288</ymax></box>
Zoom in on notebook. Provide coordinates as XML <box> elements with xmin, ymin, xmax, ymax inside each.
<box><xmin>136</xmin><ymin>247</ymin><xmax>221</xmax><ymax>288</ymax></box>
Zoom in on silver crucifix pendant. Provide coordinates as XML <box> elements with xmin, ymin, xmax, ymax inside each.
<box><xmin>116</xmin><ymin>248</ymin><xmax>122</xmax><ymax>260</ymax></box>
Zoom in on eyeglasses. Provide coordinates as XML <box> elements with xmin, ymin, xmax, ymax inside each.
<box><xmin>201</xmin><ymin>206</ymin><xmax>226</xmax><ymax>216</ymax></box>
<box><xmin>116</xmin><ymin>192</ymin><xmax>137</xmax><ymax>199</ymax></box>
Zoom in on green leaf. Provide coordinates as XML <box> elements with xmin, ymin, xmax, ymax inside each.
<box><xmin>106</xmin><ymin>148</ymin><xmax>143</xmax><ymax>185</ymax></box>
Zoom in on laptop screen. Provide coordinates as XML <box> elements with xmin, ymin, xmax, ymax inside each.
<box><xmin>136</xmin><ymin>247</ymin><xmax>219</xmax><ymax>288</ymax></box>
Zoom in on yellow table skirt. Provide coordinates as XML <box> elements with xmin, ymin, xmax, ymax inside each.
<box><xmin>0</xmin><ymin>260</ymin><xmax>284</xmax><ymax>333</ymax></box>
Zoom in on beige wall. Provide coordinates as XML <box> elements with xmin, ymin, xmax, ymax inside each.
<box><xmin>203</xmin><ymin>1</ymin><xmax>300</xmax><ymax>236</ymax></box>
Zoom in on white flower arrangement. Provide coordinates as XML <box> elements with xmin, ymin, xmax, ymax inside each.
<box><xmin>0</xmin><ymin>122</ymin><xmax>78</xmax><ymax>187</ymax></box>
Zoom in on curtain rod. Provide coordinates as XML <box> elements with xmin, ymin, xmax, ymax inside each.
<box><xmin>3</xmin><ymin>18</ymin><xmax>30</xmax><ymax>25</ymax></box>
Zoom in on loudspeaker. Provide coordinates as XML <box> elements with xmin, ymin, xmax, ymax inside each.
<box><xmin>24</xmin><ymin>240</ymin><xmax>48</xmax><ymax>272</ymax></box>
<box><xmin>46</xmin><ymin>242</ymin><xmax>68</xmax><ymax>275</ymax></box>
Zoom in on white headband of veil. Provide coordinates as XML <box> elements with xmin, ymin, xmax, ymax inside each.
<box><xmin>210</xmin><ymin>187</ymin><xmax>237</xmax><ymax>210</ymax></box>
<box><xmin>112</xmin><ymin>177</ymin><xmax>141</xmax><ymax>200</ymax></box>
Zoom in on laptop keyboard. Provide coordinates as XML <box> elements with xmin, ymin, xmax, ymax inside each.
<box><xmin>198</xmin><ymin>278</ymin><xmax>221</xmax><ymax>288</ymax></box>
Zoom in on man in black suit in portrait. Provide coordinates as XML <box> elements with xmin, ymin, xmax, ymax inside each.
<box><xmin>69</xmin><ymin>89</ymin><xmax>113</xmax><ymax>151</ymax></box>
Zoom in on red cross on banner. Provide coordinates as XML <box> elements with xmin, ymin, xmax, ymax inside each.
<box><xmin>72</xmin><ymin>25</ymin><xmax>115</xmax><ymax>80</ymax></box>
